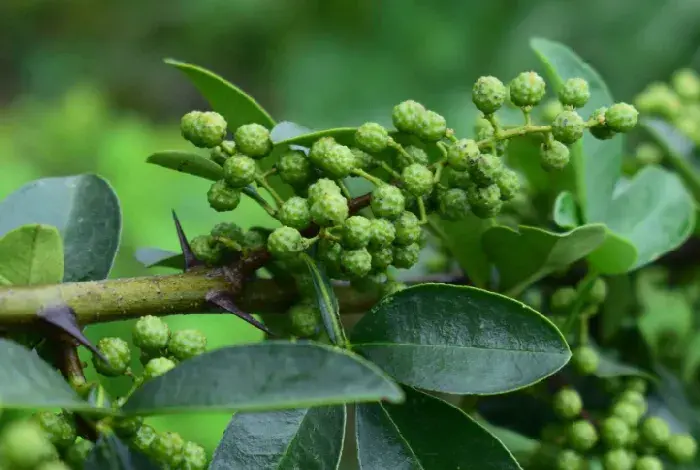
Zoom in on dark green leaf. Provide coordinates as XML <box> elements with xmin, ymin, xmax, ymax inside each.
<box><xmin>585</xmin><ymin>231</ymin><xmax>638</xmax><ymax>275</ymax></box>
<box><xmin>356</xmin><ymin>387</ymin><xmax>521</xmax><ymax>469</ymax></box>
<box><xmin>301</xmin><ymin>254</ymin><xmax>346</xmax><ymax>347</ymax></box>
<box><xmin>530</xmin><ymin>38</ymin><xmax>623</xmax><ymax>224</ymax></box>
<box><xmin>350</xmin><ymin>284</ymin><xmax>571</xmax><ymax>394</ymax></box>
<box><xmin>210</xmin><ymin>406</ymin><xmax>346</xmax><ymax>470</ymax></box>
<box><xmin>477</xmin><ymin>420</ymin><xmax>539</xmax><ymax>465</ymax></box>
<box><xmin>122</xmin><ymin>341</ymin><xmax>403</xmax><ymax>416</ymax></box>
<box><xmin>85</xmin><ymin>432</ymin><xmax>159</xmax><ymax>470</ymax></box>
<box><xmin>552</xmin><ymin>191</ymin><xmax>579</xmax><ymax>229</ymax></box>
<box><xmin>134</xmin><ymin>247</ymin><xmax>183</xmax><ymax>270</ymax></box>
<box><xmin>0</xmin><ymin>339</ymin><xmax>96</xmax><ymax>411</ymax></box>
<box><xmin>146</xmin><ymin>150</ymin><xmax>223</xmax><ymax>181</ymax></box>
<box><xmin>0</xmin><ymin>174</ymin><xmax>121</xmax><ymax>282</ymax></box>
<box><xmin>594</xmin><ymin>351</ymin><xmax>655</xmax><ymax>381</ymax></box>
<box><xmin>165</xmin><ymin>59</ymin><xmax>276</xmax><ymax>129</ymax></box>
<box><xmin>438</xmin><ymin>214</ymin><xmax>493</xmax><ymax>288</ymax></box>
<box><xmin>482</xmin><ymin>224</ymin><xmax>606</xmax><ymax>296</ymax></box>
<box><xmin>0</xmin><ymin>224</ymin><xmax>63</xmax><ymax>285</ymax></box>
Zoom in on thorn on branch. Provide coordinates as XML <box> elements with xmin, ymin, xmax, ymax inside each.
<box><xmin>37</xmin><ymin>304</ymin><xmax>107</xmax><ymax>363</ymax></box>
<box><xmin>206</xmin><ymin>289</ymin><xmax>276</xmax><ymax>336</ymax></box>
<box><xmin>172</xmin><ymin>210</ymin><xmax>203</xmax><ymax>272</ymax></box>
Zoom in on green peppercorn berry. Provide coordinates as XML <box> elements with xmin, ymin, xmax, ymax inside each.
<box><xmin>470</xmin><ymin>153</ymin><xmax>503</xmax><ymax>186</ymax></box>
<box><xmin>667</xmin><ymin>434</ymin><xmax>698</xmax><ymax>463</ymax></box>
<box><xmin>92</xmin><ymin>337</ymin><xmax>131</xmax><ymax>377</ymax></box>
<box><xmin>342</xmin><ymin>216</ymin><xmax>372</xmax><ymax>249</ymax></box>
<box><xmin>211</xmin><ymin>140</ymin><xmax>236</xmax><ymax>165</ymax></box>
<box><xmin>277</xmin><ymin>150</ymin><xmax>312</xmax><ymax>186</ymax></box>
<box><xmin>143</xmin><ymin>357</ymin><xmax>177</xmax><ymax>381</ymax></box>
<box><xmin>468</xmin><ymin>184</ymin><xmax>503</xmax><ymax>219</ymax></box>
<box><xmin>132</xmin><ymin>315</ymin><xmax>170</xmax><ymax>353</ymax></box>
<box><xmin>611</xmin><ymin>401</ymin><xmax>642</xmax><ymax>428</ymax></box>
<box><xmin>64</xmin><ymin>437</ymin><xmax>94</xmax><ymax>469</ymax></box>
<box><xmin>207</xmin><ymin>180</ymin><xmax>241</xmax><ymax>212</ymax></box>
<box><xmin>606</xmin><ymin>103</ymin><xmax>639</xmax><ymax>133</ymax></box>
<box><xmin>277</xmin><ymin>197</ymin><xmax>312</xmax><ymax>230</ymax></box>
<box><xmin>367</xmin><ymin>218</ymin><xmax>396</xmax><ymax>248</ymax></box>
<box><xmin>559</xmin><ymin>77</ymin><xmax>591</xmax><ymax>108</ymax></box>
<box><xmin>551</xmin><ymin>287</ymin><xmax>576</xmax><ymax>312</ymax></box>
<box><xmin>445</xmin><ymin>167</ymin><xmax>471</xmax><ymax>190</ymax></box>
<box><xmin>371</xmin><ymin>185</ymin><xmax>406</xmax><ymax>220</ymax></box>
<box><xmin>495</xmin><ymin>168</ymin><xmax>520</xmax><ymax>201</ymax></box>
<box><xmin>341</xmin><ymin>248</ymin><xmax>373</xmax><ymax>278</ymax></box>
<box><xmin>540</xmin><ymin>140</ymin><xmax>571</xmax><ymax>171</ymax></box>
<box><xmin>181</xmin><ymin>111</ymin><xmax>227</xmax><ymax>148</ymax></box>
<box><xmin>589</xmin><ymin>107</ymin><xmax>617</xmax><ymax>140</ymax></box>
<box><xmin>234</xmin><ymin>123</ymin><xmax>272</xmax><ymax>158</ymax></box>
<box><xmin>541</xmin><ymin>99</ymin><xmax>565</xmax><ymax>123</ymax></box>
<box><xmin>635</xmin><ymin>143</ymin><xmax>663</xmax><ymax>166</ymax></box>
<box><xmin>416</xmin><ymin>110</ymin><xmax>447</xmax><ymax>142</ymax></box>
<box><xmin>568</xmin><ymin>419</ymin><xmax>598</xmax><ymax>452</ymax></box>
<box><xmin>402</xmin><ymin>163</ymin><xmax>434</xmax><ymax>196</ymax></box>
<box><xmin>472</xmin><ymin>76</ymin><xmax>507</xmax><ymax>114</ymax></box>
<box><xmin>222</xmin><ymin>155</ymin><xmax>257</xmax><ymax>188</ymax></box>
<box><xmin>267</xmin><ymin>226</ymin><xmax>307</xmax><ymax>259</ymax></box>
<box><xmin>571</xmin><ymin>346</ymin><xmax>599</xmax><ymax>375</ymax></box>
<box><xmin>382</xmin><ymin>281</ymin><xmax>407</xmax><ymax>297</ymax></box>
<box><xmin>552</xmin><ymin>387</ymin><xmax>583</xmax><ymax>420</ymax></box>
<box><xmin>168</xmin><ymin>329</ymin><xmax>207</xmax><ymax>361</ymax></box>
<box><xmin>112</xmin><ymin>414</ymin><xmax>143</xmax><ymax>439</ymax></box>
<box><xmin>602</xmin><ymin>449</ymin><xmax>634</xmax><ymax>470</ymax></box>
<box><xmin>601</xmin><ymin>416</ymin><xmax>631</xmax><ymax>448</ymax></box>
<box><xmin>552</xmin><ymin>110</ymin><xmax>585</xmax><ymax>145</ymax></box>
<box><xmin>672</xmin><ymin>68</ymin><xmax>700</xmax><ymax>101</ymax></box>
<box><xmin>318</xmin><ymin>143</ymin><xmax>357</xmax><ymax>179</ymax></box>
<box><xmin>310</xmin><ymin>193</ymin><xmax>349</xmax><ymax>226</ymax></box>
<box><xmin>181</xmin><ymin>441</ymin><xmax>209</xmax><ymax>470</ymax></box>
<box><xmin>242</xmin><ymin>228</ymin><xmax>268</xmax><ymax>251</ymax></box>
<box><xmin>33</xmin><ymin>411</ymin><xmax>76</xmax><ymax>450</ymax></box>
<box><xmin>627</xmin><ymin>378</ymin><xmax>648</xmax><ymax>394</ymax></box>
<box><xmin>131</xmin><ymin>424</ymin><xmax>158</xmax><ymax>454</ymax></box>
<box><xmin>308</xmin><ymin>178</ymin><xmax>342</xmax><ymax>203</ymax></box>
<box><xmin>319</xmin><ymin>239</ymin><xmax>343</xmax><ymax>271</ymax></box>
<box><xmin>351</xmin><ymin>147</ymin><xmax>376</xmax><ymax>170</ymax></box>
<box><xmin>474</xmin><ymin>116</ymin><xmax>493</xmax><ymax>135</ymax></box>
<box><xmin>447</xmin><ymin>139</ymin><xmax>480</xmax><ymax>171</ymax></box>
<box><xmin>370</xmin><ymin>247</ymin><xmax>394</xmax><ymax>271</ymax></box>
<box><xmin>288</xmin><ymin>301</ymin><xmax>320</xmax><ymax>337</ymax></box>
<box><xmin>210</xmin><ymin>222</ymin><xmax>244</xmax><ymax>243</ymax></box>
<box><xmin>618</xmin><ymin>390</ymin><xmax>647</xmax><ymax>416</ymax></box>
<box><xmin>556</xmin><ymin>449</ymin><xmax>585</xmax><ymax>470</ymax></box>
<box><xmin>0</xmin><ymin>419</ymin><xmax>57</xmax><ymax>469</ymax></box>
<box><xmin>509</xmin><ymin>71</ymin><xmax>546</xmax><ymax>107</ymax></box>
<box><xmin>393</xmin><ymin>211</ymin><xmax>422</xmax><ymax>246</ymax></box>
<box><xmin>438</xmin><ymin>188</ymin><xmax>471</xmax><ymax>220</ymax></box>
<box><xmin>392</xmin><ymin>100</ymin><xmax>427</xmax><ymax>134</ymax></box>
<box><xmin>150</xmin><ymin>431</ymin><xmax>185</xmax><ymax>467</ymax></box>
<box><xmin>393</xmin><ymin>243</ymin><xmax>421</xmax><ymax>269</ymax></box>
<box><xmin>190</xmin><ymin>235</ymin><xmax>223</xmax><ymax>265</ymax></box>
<box><xmin>396</xmin><ymin>145</ymin><xmax>430</xmax><ymax>169</ymax></box>
<box><xmin>584</xmin><ymin>277</ymin><xmax>608</xmax><ymax>304</ymax></box>
<box><xmin>634</xmin><ymin>456</ymin><xmax>663</xmax><ymax>470</ymax></box>
<box><xmin>640</xmin><ymin>417</ymin><xmax>670</xmax><ymax>447</ymax></box>
<box><xmin>355</xmin><ymin>122</ymin><xmax>390</xmax><ymax>153</ymax></box>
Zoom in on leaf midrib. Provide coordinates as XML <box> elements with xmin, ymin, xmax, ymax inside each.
<box><xmin>353</xmin><ymin>342</ymin><xmax>569</xmax><ymax>357</ymax></box>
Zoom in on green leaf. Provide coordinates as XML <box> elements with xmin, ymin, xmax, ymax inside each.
<box><xmin>594</xmin><ymin>351</ymin><xmax>655</xmax><ymax>381</ymax></box>
<box><xmin>350</xmin><ymin>284</ymin><xmax>571</xmax><ymax>395</ymax></box>
<box><xmin>600</xmin><ymin>275</ymin><xmax>636</xmax><ymax>342</ymax></box>
<box><xmin>0</xmin><ymin>174</ymin><xmax>121</xmax><ymax>282</ymax></box>
<box><xmin>585</xmin><ymin>231</ymin><xmax>638</xmax><ymax>275</ymax></box>
<box><xmin>122</xmin><ymin>341</ymin><xmax>403</xmax><ymax>416</ymax></box>
<box><xmin>0</xmin><ymin>224</ymin><xmax>63</xmax><ymax>285</ymax></box>
<box><xmin>355</xmin><ymin>387</ymin><xmax>521</xmax><ymax>469</ymax></box>
<box><xmin>272</xmin><ymin>127</ymin><xmax>357</xmax><ymax>148</ymax></box>
<box><xmin>553</xmin><ymin>191</ymin><xmax>579</xmax><ymax>229</ymax></box>
<box><xmin>477</xmin><ymin>421</ymin><xmax>539</xmax><ymax>465</ymax></box>
<box><xmin>146</xmin><ymin>150</ymin><xmax>223</xmax><ymax>181</ymax></box>
<box><xmin>165</xmin><ymin>59</ymin><xmax>275</xmax><ymax>129</ymax></box>
<box><xmin>438</xmin><ymin>214</ymin><xmax>493</xmax><ymax>288</ymax></box>
<box><xmin>0</xmin><ymin>339</ymin><xmax>96</xmax><ymax>411</ymax></box>
<box><xmin>530</xmin><ymin>37</ymin><xmax>623</xmax><ymax>224</ymax></box>
<box><xmin>134</xmin><ymin>247</ymin><xmax>183</xmax><ymax>270</ymax></box>
<box><xmin>301</xmin><ymin>253</ymin><xmax>347</xmax><ymax>347</ymax></box>
<box><xmin>482</xmin><ymin>224</ymin><xmax>607</xmax><ymax>296</ymax></box>
<box><xmin>85</xmin><ymin>432</ymin><xmax>159</xmax><ymax>470</ymax></box>
<box><xmin>270</xmin><ymin>121</ymin><xmax>314</xmax><ymax>143</ymax></box>
<box><xmin>210</xmin><ymin>406</ymin><xmax>345</xmax><ymax>470</ymax></box>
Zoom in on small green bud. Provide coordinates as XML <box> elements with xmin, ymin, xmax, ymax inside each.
<box><xmin>190</xmin><ymin>235</ymin><xmax>224</xmax><ymax>265</ymax></box>
<box><xmin>634</xmin><ymin>456</ymin><xmax>663</xmax><ymax>470</ymax></box>
<box><xmin>242</xmin><ymin>228</ymin><xmax>268</xmax><ymax>250</ymax></box>
<box><xmin>64</xmin><ymin>437</ymin><xmax>94</xmax><ymax>469</ymax></box>
<box><xmin>640</xmin><ymin>416</ymin><xmax>671</xmax><ymax>447</ymax></box>
<box><xmin>552</xmin><ymin>387</ymin><xmax>583</xmax><ymax>420</ymax></box>
<box><xmin>601</xmin><ymin>416</ymin><xmax>631</xmax><ymax>448</ymax></box>
<box><xmin>568</xmin><ymin>419</ymin><xmax>598</xmax><ymax>452</ymax></box>
<box><xmin>509</xmin><ymin>71</ymin><xmax>546</xmax><ymax>107</ymax></box>
<box><xmin>370</xmin><ymin>247</ymin><xmax>394</xmax><ymax>271</ymax></box>
<box><xmin>181</xmin><ymin>111</ymin><xmax>227</xmax><ymax>148</ymax></box>
<box><xmin>368</xmin><ymin>218</ymin><xmax>396</xmax><ymax>248</ymax></box>
<box><xmin>310</xmin><ymin>193</ymin><xmax>349</xmax><ymax>226</ymax></box>
<box><xmin>267</xmin><ymin>226</ymin><xmax>307</xmax><ymax>259</ymax></box>
<box><xmin>341</xmin><ymin>248</ymin><xmax>373</xmax><ymax>278</ymax></box>
<box><xmin>93</xmin><ymin>337</ymin><xmax>131</xmax><ymax>376</ymax></box>
<box><xmin>181</xmin><ymin>441</ymin><xmax>209</xmax><ymax>470</ymax></box>
<box><xmin>672</xmin><ymin>68</ymin><xmax>700</xmax><ymax>101</ymax></box>
<box><xmin>605</xmin><ymin>103</ymin><xmax>639</xmax><ymax>133</ymax></box>
<box><xmin>402</xmin><ymin>163</ymin><xmax>434</xmax><ymax>196</ymax></box>
<box><xmin>556</xmin><ymin>449</ymin><xmax>585</xmax><ymax>470</ymax></box>
<box><xmin>551</xmin><ymin>287</ymin><xmax>576</xmax><ymax>312</ymax></box>
<box><xmin>131</xmin><ymin>424</ymin><xmax>158</xmax><ymax>454</ymax></box>
<box><xmin>618</xmin><ymin>390</ymin><xmax>647</xmax><ymax>416</ymax></box>
<box><xmin>132</xmin><ymin>315</ymin><xmax>170</xmax><ymax>353</ymax></box>
<box><xmin>558</xmin><ymin>77</ymin><xmax>591</xmax><ymax>108</ymax></box>
<box><xmin>33</xmin><ymin>411</ymin><xmax>76</xmax><ymax>450</ymax></box>
<box><xmin>318</xmin><ymin>143</ymin><xmax>357</xmax><ymax>179</ymax></box>
<box><xmin>278</xmin><ymin>150</ymin><xmax>313</xmax><ymax>186</ymax></box>
<box><xmin>393</xmin><ymin>211</ymin><xmax>422</xmax><ymax>246</ymax></box>
<box><xmin>319</xmin><ymin>239</ymin><xmax>343</xmax><ymax>271</ymax></box>
<box><xmin>447</xmin><ymin>139</ymin><xmax>480</xmax><ymax>171</ymax></box>
<box><xmin>342</xmin><ymin>216</ymin><xmax>372</xmax><ymax>249</ymax></box>
<box><xmin>211</xmin><ymin>140</ymin><xmax>236</xmax><ymax>165</ymax></box>
<box><xmin>223</xmin><ymin>155</ymin><xmax>257</xmax><ymax>188</ymax></box>
<box><xmin>469</xmin><ymin>153</ymin><xmax>503</xmax><ymax>186</ymax></box>
<box><xmin>112</xmin><ymin>413</ymin><xmax>143</xmax><ymax>439</ymax></box>
<box><xmin>635</xmin><ymin>143</ymin><xmax>663</xmax><ymax>166</ymax></box>
<box><xmin>355</xmin><ymin>122</ymin><xmax>390</xmax><ymax>153</ymax></box>
<box><xmin>234</xmin><ymin>123</ymin><xmax>272</xmax><ymax>158</ymax></box>
<box><xmin>583</xmin><ymin>277</ymin><xmax>608</xmax><ymax>305</ymax></box>
<box><xmin>168</xmin><ymin>329</ymin><xmax>207</xmax><ymax>361</ymax></box>
<box><xmin>467</xmin><ymin>184</ymin><xmax>503</xmax><ymax>219</ymax></box>
<box><xmin>0</xmin><ymin>419</ymin><xmax>57</xmax><ymax>468</ymax></box>
<box><xmin>382</xmin><ymin>280</ymin><xmax>407</xmax><ymax>297</ymax></box>
<box><xmin>667</xmin><ymin>434</ymin><xmax>698</xmax><ymax>463</ymax></box>
<box><xmin>611</xmin><ymin>401</ymin><xmax>642</xmax><ymax>428</ymax></box>
<box><xmin>211</xmin><ymin>222</ymin><xmax>244</xmax><ymax>243</ymax></box>
<box><xmin>150</xmin><ymin>431</ymin><xmax>185</xmax><ymax>467</ymax></box>
<box><xmin>371</xmin><ymin>185</ymin><xmax>406</xmax><ymax>220</ymax></box>
<box><xmin>393</xmin><ymin>243</ymin><xmax>420</xmax><ymax>269</ymax></box>
<box><xmin>143</xmin><ymin>357</ymin><xmax>177</xmax><ymax>380</ymax></box>
<box><xmin>540</xmin><ymin>140</ymin><xmax>571</xmax><ymax>171</ymax></box>
<box><xmin>552</xmin><ymin>110</ymin><xmax>585</xmax><ymax>144</ymax></box>
<box><xmin>495</xmin><ymin>168</ymin><xmax>520</xmax><ymax>201</ymax></box>
<box><xmin>589</xmin><ymin>107</ymin><xmax>617</xmax><ymax>140</ymax></box>
<box><xmin>351</xmin><ymin>147</ymin><xmax>376</xmax><ymax>170</ymax></box>
<box><xmin>307</xmin><ymin>177</ymin><xmax>341</xmax><ymax>203</ymax></box>
<box><xmin>289</xmin><ymin>301</ymin><xmax>320</xmax><ymax>337</ymax></box>
<box><xmin>627</xmin><ymin>378</ymin><xmax>648</xmax><ymax>394</ymax></box>
<box><xmin>602</xmin><ymin>449</ymin><xmax>634</xmax><ymax>470</ymax></box>
<box><xmin>207</xmin><ymin>180</ymin><xmax>241</xmax><ymax>212</ymax></box>
<box><xmin>541</xmin><ymin>99</ymin><xmax>565</xmax><ymax>123</ymax></box>
<box><xmin>396</xmin><ymin>145</ymin><xmax>430</xmax><ymax>169</ymax></box>
<box><xmin>472</xmin><ymin>76</ymin><xmax>507</xmax><ymax>114</ymax></box>
<box><xmin>445</xmin><ymin>167</ymin><xmax>472</xmax><ymax>190</ymax></box>
<box><xmin>277</xmin><ymin>197</ymin><xmax>312</xmax><ymax>230</ymax></box>
<box><xmin>438</xmin><ymin>188</ymin><xmax>470</xmax><ymax>220</ymax></box>
<box><xmin>392</xmin><ymin>100</ymin><xmax>426</xmax><ymax>134</ymax></box>
<box><xmin>416</xmin><ymin>110</ymin><xmax>447</xmax><ymax>142</ymax></box>
<box><xmin>571</xmin><ymin>346</ymin><xmax>599</xmax><ymax>375</ymax></box>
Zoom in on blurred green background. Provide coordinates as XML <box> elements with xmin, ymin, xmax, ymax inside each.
<box><xmin>2</xmin><ymin>0</ymin><xmax>700</xmax><ymax>455</ymax></box>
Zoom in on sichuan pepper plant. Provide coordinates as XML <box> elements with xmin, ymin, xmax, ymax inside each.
<box><xmin>0</xmin><ymin>37</ymin><xmax>697</xmax><ymax>469</ymax></box>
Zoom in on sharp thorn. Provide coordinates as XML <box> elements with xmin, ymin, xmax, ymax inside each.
<box><xmin>172</xmin><ymin>210</ymin><xmax>202</xmax><ymax>272</ymax></box>
<box><xmin>205</xmin><ymin>290</ymin><xmax>276</xmax><ymax>337</ymax></box>
<box><xmin>37</xmin><ymin>305</ymin><xmax>109</xmax><ymax>363</ymax></box>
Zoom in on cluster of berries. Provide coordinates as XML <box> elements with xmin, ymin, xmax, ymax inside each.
<box><xmin>531</xmin><ymin>374</ymin><xmax>698</xmax><ymax>470</ymax></box>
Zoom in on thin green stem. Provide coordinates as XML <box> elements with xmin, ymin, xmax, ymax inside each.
<box><xmin>476</xmin><ymin>124</ymin><xmax>551</xmax><ymax>150</ymax></box>
<box><xmin>262</xmin><ymin>168</ymin><xmax>277</xmax><ymax>179</ymax></box>
<box><xmin>522</xmin><ymin>108</ymin><xmax>532</xmax><ymax>126</ymax></box>
<box><xmin>388</xmin><ymin>140</ymin><xmax>414</xmax><ymax>166</ymax></box>
<box><xmin>255</xmin><ymin>176</ymin><xmax>285</xmax><ymax>207</ymax></box>
<box><xmin>212</xmin><ymin>237</ymin><xmax>243</xmax><ymax>252</ymax></box>
<box><xmin>338</xmin><ymin>180</ymin><xmax>352</xmax><ymax>199</ymax></box>
<box><xmin>379</xmin><ymin>161</ymin><xmax>402</xmax><ymax>180</ymax></box>
<box><xmin>433</xmin><ymin>160</ymin><xmax>446</xmax><ymax>184</ymax></box>
<box><xmin>445</xmin><ymin>128</ymin><xmax>458</xmax><ymax>143</ymax></box>
<box><xmin>578</xmin><ymin>314</ymin><xmax>589</xmax><ymax>346</ymax></box>
<box><xmin>425</xmin><ymin>218</ymin><xmax>450</xmax><ymax>245</ymax></box>
<box><xmin>352</xmin><ymin>168</ymin><xmax>385</xmax><ymax>187</ymax></box>
<box><xmin>242</xmin><ymin>186</ymin><xmax>277</xmax><ymax>217</ymax></box>
<box><xmin>417</xmin><ymin>197</ymin><xmax>428</xmax><ymax>225</ymax></box>
<box><xmin>561</xmin><ymin>269</ymin><xmax>598</xmax><ymax>336</ymax></box>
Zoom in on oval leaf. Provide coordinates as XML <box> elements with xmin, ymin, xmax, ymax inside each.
<box><xmin>121</xmin><ymin>341</ymin><xmax>403</xmax><ymax>416</ymax></box>
<box><xmin>301</xmin><ymin>254</ymin><xmax>347</xmax><ymax>347</ymax></box>
<box><xmin>356</xmin><ymin>387</ymin><xmax>521</xmax><ymax>470</ymax></box>
<box><xmin>438</xmin><ymin>214</ymin><xmax>493</xmax><ymax>288</ymax></box>
<box><xmin>482</xmin><ymin>224</ymin><xmax>607</xmax><ymax>296</ymax></box>
<box><xmin>0</xmin><ymin>224</ymin><xmax>63</xmax><ymax>285</ymax></box>
<box><xmin>595</xmin><ymin>353</ymin><xmax>655</xmax><ymax>381</ymax></box>
<box><xmin>350</xmin><ymin>284</ymin><xmax>571</xmax><ymax>395</ymax></box>
<box><xmin>553</xmin><ymin>191</ymin><xmax>579</xmax><ymax>229</ymax></box>
<box><xmin>146</xmin><ymin>150</ymin><xmax>223</xmax><ymax>181</ymax></box>
<box><xmin>0</xmin><ymin>339</ymin><xmax>95</xmax><ymax>411</ymax></box>
<box><xmin>530</xmin><ymin>38</ymin><xmax>623</xmax><ymax>224</ymax></box>
<box><xmin>210</xmin><ymin>406</ymin><xmax>345</xmax><ymax>470</ymax></box>
<box><xmin>0</xmin><ymin>174</ymin><xmax>121</xmax><ymax>282</ymax></box>
<box><xmin>165</xmin><ymin>59</ymin><xmax>275</xmax><ymax>129</ymax></box>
